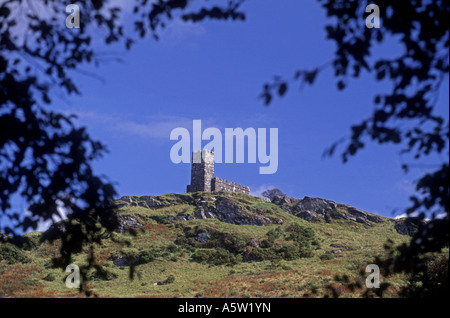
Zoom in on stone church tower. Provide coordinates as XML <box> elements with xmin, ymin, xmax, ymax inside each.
<box><xmin>186</xmin><ymin>150</ymin><xmax>250</xmax><ymax>194</ymax></box>
<box><xmin>186</xmin><ymin>150</ymin><xmax>214</xmax><ymax>192</ymax></box>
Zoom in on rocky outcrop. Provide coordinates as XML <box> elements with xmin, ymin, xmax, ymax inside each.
<box><xmin>294</xmin><ymin>197</ymin><xmax>336</xmax><ymax>218</ymax></box>
<box><xmin>194</xmin><ymin>232</ymin><xmax>210</xmax><ymax>243</ymax></box>
<box><xmin>347</xmin><ymin>207</ymin><xmax>382</xmax><ymax>225</ymax></box>
<box><xmin>194</xmin><ymin>197</ymin><xmax>275</xmax><ymax>226</ymax></box>
<box><xmin>195</xmin><ymin>205</ymin><xmax>217</xmax><ymax>220</ymax></box>
<box><xmin>394</xmin><ymin>217</ymin><xmax>424</xmax><ymax>236</ymax></box>
<box><xmin>291</xmin><ymin>197</ymin><xmax>336</xmax><ymax>223</ymax></box>
<box><xmin>296</xmin><ymin>211</ymin><xmax>318</xmax><ymax>222</ymax></box>
<box><xmin>116</xmin><ymin>195</ymin><xmax>171</xmax><ymax>208</ymax></box>
<box><xmin>112</xmin><ymin>255</ymin><xmax>140</xmax><ymax>266</ymax></box>
<box><xmin>215</xmin><ymin>197</ymin><xmax>250</xmax><ymax>224</ymax></box>
<box><xmin>115</xmin><ymin>215</ymin><xmax>143</xmax><ymax>233</ymax></box>
<box><xmin>176</xmin><ymin>214</ymin><xmax>194</xmax><ymax>221</ymax></box>
<box><xmin>114</xmin><ymin>193</ymin><xmax>385</xmax><ymax>229</ymax></box>
<box><xmin>271</xmin><ymin>195</ymin><xmax>294</xmax><ymax>213</ymax></box>
<box><xmin>271</xmin><ymin>196</ymin><xmax>384</xmax><ymax>227</ymax></box>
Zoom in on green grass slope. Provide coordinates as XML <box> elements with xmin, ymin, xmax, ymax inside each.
<box><xmin>0</xmin><ymin>192</ymin><xmax>418</xmax><ymax>298</ymax></box>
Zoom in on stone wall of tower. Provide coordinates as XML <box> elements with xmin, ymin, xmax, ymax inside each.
<box><xmin>211</xmin><ymin>177</ymin><xmax>250</xmax><ymax>194</ymax></box>
<box><xmin>186</xmin><ymin>150</ymin><xmax>250</xmax><ymax>194</ymax></box>
<box><xmin>186</xmin><ymin>150</ymin><xmax>214</xmax><ymax>192</ymax></box>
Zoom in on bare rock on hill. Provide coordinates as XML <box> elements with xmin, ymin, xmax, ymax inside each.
<box><xmin>195</xmin><ymin>205</ymin><xmax>217</xmax><ymax>219</ymax></box>
<box><xmin>294</xmin><ymin>197</ymin><xmax>336</xmax><ymax>220</ymax></box>
<box><xmin>347</xmin><ymin>207</ymin><xmax>382</xmax><ymax>224</ymax></box>
<box><xmin>195</xmin><ymin>232</ymin><xmax>210</xmax><ymax>243</ymax></box>
<box><xmin>394</xmin><ymin>217</ymin><xmax>425</xmax><ymax>236</ymax></box>
<box><xmin>117</xmin><ymin>195</ymin><xmax>170</xmax><ymax>208</ymax></box>
<box><xmin>271</xmin><ymin>195</ymin><xmax>294</xmax><ymax>213</ymax></box>
<box><xmin>213</xmin><ymin>197</ymin><xmax>267</xmax><ymax>225</ymax></box>
<box><xmin>115</xmin><ymin>215</ymin><xmax>143</xmax><ymax>234</ymax></box>
<box><xmin>112</xmin><ymin>255</ymin><xmax>140</xmax><ymax>267</ymax></box>
<box><xmin>297</xmin><ymin>210</ymin><xmax>319</xmax><ymax>222</ymax></box>
<box><xmin>271</xmin><ymin>195</ymin><xmax>384</xmax><ymax>227</ymax></box>
<box><xmin>194</xmin><ymin>197</ymin><xmax>275</xmax><ymax>226</ymax></box>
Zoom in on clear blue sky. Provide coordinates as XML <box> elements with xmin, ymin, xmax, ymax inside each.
<box><xmin>12</xmin><ymin>0</ymin><xmax>449</xmax><ymax>232</ymax></box>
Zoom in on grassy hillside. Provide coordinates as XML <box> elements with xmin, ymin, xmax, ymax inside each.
<box><xmin>0</xmin><ymin>192</ymin><xmax>436</xmax><ymax>298</ymax></box>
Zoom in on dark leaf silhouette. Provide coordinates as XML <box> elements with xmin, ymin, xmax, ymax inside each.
<box><xmin>258</xmin><ymin>0</ymin><xmax>448</xmax><ymax>297</ymax></box>
<box><xmin>1</xmin><ymin>0</ymin><xmax>447</xmax><ymax>298</ymax></box>
<box><xmin>278</xmin><ymin>83</ymin><xmax>287</xmax><ymax>96</ymax></box>
<box><xmin>0</xmin><ymin>0</ymin><xmax>246</xmax><ymax>295</ymax></box>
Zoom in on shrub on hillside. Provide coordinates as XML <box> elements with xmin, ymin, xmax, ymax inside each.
<box><xmin>250</xmin><ymin>224</ymin><xmax>316</xmax><ymax>261</ymax></box>
<box><xmin>191</xmin><ymin>248</ymin><xmax>242</xmax><ymax>266</ymax></box>
<box><xmin>138</xmin><ymin>247</ymin><xmax>162</xmax><ymax>264</ymax></box>
<box><xmin>401</xmin><ymin>252</ymin><xmax>449</xmax><ymax>297</ymax></box>
<box><xmin>0</xmin><ymin>243</ymin><xmax>30</xmax><ymax>264</ymax></box>
<box><xmin>248</xmin><ymin>247</ymin><xmax>279</xmax><ymax>261</ymax></box>
<box><xmin>20</xmin><ymin>236</ymin><xmax>40</xmax><ymax>251</ymax></box>
<box><xmin>297</xmin><ymin>240</ymin><xmax>314</xmax><ymax>258</ymax></box>
<box><xmin>150</xmin><ymin>215</ymin><xmax>167</xmax><ymax>224</ymax></box>
<box><xmin>320</xmin><ymin>253</ymin><xmax>335</xmax><ymax>261</ymax></box>
<box><xmin>164</xmin><ymin>274</ymin><xmax>175</xmax><ymax>284</ymax></box>
<box><xmin>285</xmin><ymin>223</ymin><xmax>315</xmax><ymax>241</ymax></box>
<box><xmin>42</xmin><ymin>273</ymin><xmax>56</xmax><ymax>282</ymax></box>
<box><xmin>260</xmin><ymin>238</ymin><xmax>274</xmax><ymax>248</ymax></box>
<box><xmin>285</xmin><ymin>223</ymin><xmax>316</xmax><ymax>257</ymax></box>
<box><xmin>166</xmin><ymin>243</ymin><xmax>180</xmax><ymax>253</ymax></box>
<box><xmin>330</xmin><ymin>209</ymin><xmax>342</xmax><ymax>219</ymax></box>
<box><xmin>174</xmin><ymin>237</ymin><xmax>197</xmax><ymax>254</ymax></box>
<box><xmin>279</xmin><ymin>245</ymin><xmax>304</xmax><ymax>260</ymax></box>
<box><xmin>6</xmin><ymin>234</ymin><xmax>41</xmax><ymax>251</ymax></box>
<box><xmin>221</xmin><ymin>234</ymin><xmax>248</xmax><ymax>253</ymax></box>
<box><xmin>88</xmin><ymin>268</ymin><xmax>118</xmax><ymax>281</ymax></box>
<box><xmin>266</xmin><ymin>227</ymin><xmax>283</xmax><ymax>240</ymax></box>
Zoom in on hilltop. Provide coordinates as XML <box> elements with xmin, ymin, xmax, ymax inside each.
<box><xmin>0</xmin><ymin>192</ymin><xmax>429</xmax><ymax>297</ymax></box>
